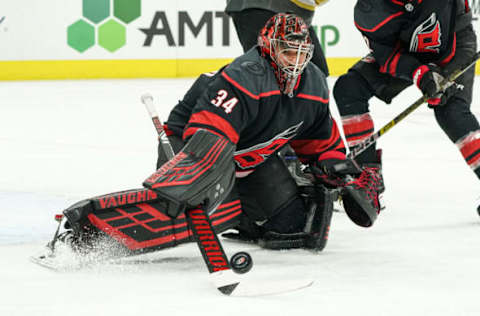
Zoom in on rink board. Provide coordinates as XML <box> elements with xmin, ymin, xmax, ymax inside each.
<box><xmin>0</xmin><ymin>0</ymin><xmax>479</xmax><ymax>79</ymax></box>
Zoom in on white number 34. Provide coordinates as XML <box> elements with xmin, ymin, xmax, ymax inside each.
<box><xmin>210</xmin><ymin>89</ymin><xmax>238</xmax><ymax>114</ymax></box>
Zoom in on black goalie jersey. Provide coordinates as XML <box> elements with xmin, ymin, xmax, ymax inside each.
<box><xmin>165</xmin><ymin>47</ymin><xmax>345</xmax><ymax>173</ymax></box>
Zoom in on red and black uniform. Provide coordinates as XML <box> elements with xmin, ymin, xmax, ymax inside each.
<box><xmin>333</xmin><ymin>0</ymin><xmax>480</xmax><ymax>178</ymax></box>
<box><xmin>162</xmin><ymin>47</ymin><xmax>344</xmax><ymax>234</ymax></box>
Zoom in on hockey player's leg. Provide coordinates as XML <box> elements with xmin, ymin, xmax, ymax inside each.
<box><xmin>258</xmin><ymin>196</ymin><xmax>310</xmax><ymax>250</ymax></box>
<box><xmin>302</xmin><ymin>186</ymin><xmax>335</xmax><ymax>250</ymax></box>
<box><xmin>261</xmin><ymin>185</ymin><xmax>335</xmax><ymax>251</ymax></box>
<box><xmin>226</xmin><ymin>154</ymin><xmax>335</xmax><ymax>251</ymax></box>
<box><xmin>62</xmin><ymin>132</ymin><xmax>242</xmax><ymax>254</ymax></box>
<box><xmin>333</xmin><ymin>60</ymin><xmax>409</xmax><ymax>196</ymax></box>
<box><xmin>223</xmin><ymin>153</ymin><xmax>304</xmax><ymax>244</ymax></box>
<box><xmin>333</xmin><ymin>66</ymin><xmax>378</xmax><ymax>165</ymax></box>
<box><xmin>308</xmin><ymin>25</ymin><xmax>329</xmax><ymax>76</ymax></box>
<box><xmin>250</xmin><ymin>190</ymin><xmax>335</xmax><ymax>251</ymax></box>
<box><xmin>59</xmin><ymin>189</ymin><xmax>192</xmax><ymax>255</ymax></box>
<box><xmin>53</xmin><ymin>188</ymin><xmax>242</xmax><ymax>256</ymax></box>
<box><xmin>228</xmin><ymin>9</ymin><xmax>274</xmax><ymax>53</ymax></box>
<box><xmin>434</xmin><ymin>93</ymin><xmax>480</xmax><ymax>178</ymax></box>
<box><xmin>431</xmin><ymin>31</ymin><xmax>480</xmax><ymax>179</ymax></box>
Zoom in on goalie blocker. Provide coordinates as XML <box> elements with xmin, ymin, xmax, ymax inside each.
<box><xmin>143</xmin><ymin>129</ymin><xmax>236</xmax><ymax>218</ymax></box>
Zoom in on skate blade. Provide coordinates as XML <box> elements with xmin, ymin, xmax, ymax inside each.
<box><xmin>30</xmin><ymin>246</ymin><xmax>84</xmax><ymax>271</ymax></box>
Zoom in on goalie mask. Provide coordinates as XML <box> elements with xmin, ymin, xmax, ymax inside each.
<box><xmin>258</xmin><ymin>13</ymin><xmax>314</xmax><ymax>96</ymax></box>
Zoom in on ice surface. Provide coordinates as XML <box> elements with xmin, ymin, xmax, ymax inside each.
<box><xmin>1</xmin><ymin>77</ymin><xmax>479</xmax><ymax>316</ymax></box>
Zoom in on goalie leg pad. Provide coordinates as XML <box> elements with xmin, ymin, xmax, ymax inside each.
<box><xmin>61</xmin><ymin>188</ymin><xmax>242</xmax><ymax>254</ymax></box>
<box><xmin>258</xmin><ymin>186</ymin><xmax>335</xmax><ymax>251</ymax></box>
<box><xmin>143</xmin><ymin>129</ymin><xmax>236</xmax><ymax>218</ymax></box>
<box><xmin>302</xmin><ymin>185</ymin><xmax>334</xmax><ymax>251</ymax></box>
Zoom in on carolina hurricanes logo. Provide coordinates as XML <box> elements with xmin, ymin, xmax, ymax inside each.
<box><xmin>234</xmin><ymin>122</ymin><xmax>303</xmax><ymax>169</ymax></box>
<box><xmin>410</xmin><ymin>13</ymin><xmax>442</xmax><ymax>53</ymax></box>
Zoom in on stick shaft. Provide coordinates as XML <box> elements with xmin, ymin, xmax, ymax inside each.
<box><xmin>141</xmin><ymin>94</ymin><xmax>175</xmax><ymax>160</ymax></box>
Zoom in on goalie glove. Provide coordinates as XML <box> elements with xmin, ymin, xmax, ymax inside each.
<box><xmin>312</xmin><ymin>151</ymin><xmax>382</xmax><ymax>227</ymax></box>
<box><xmin>143</xmin><ymin>129</ymin><xmax>236</xmax><ymax>218</ymax></box>
<box><xmin>342</xmin><ymin>167</ymin><xmax>382</xmax><ymax>227</ymax></box>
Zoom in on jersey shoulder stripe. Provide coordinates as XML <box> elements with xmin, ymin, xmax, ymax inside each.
<box><xmin>221</xmin><ymin>72</ymin><xmax>281</xmax><ymax>100</ymax></box>
<box><xmin>297</xmin><ymin>93</ymin><xmax>328</xmax><ymax>103</ymax></box>
<box><xmin>223</xmin><ymin>48</ymin><xmax>280</xmax><ymax>100</ymax></box>
<box><xmin>354</xmin><ymin>0</ymin><xmax>404</xmax><ymax>33</ymax></box>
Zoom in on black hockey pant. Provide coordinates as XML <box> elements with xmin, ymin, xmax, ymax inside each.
<box><xmin>157</xmin><ymin>136</ymin><xmax>309</xmax><ymax>235</ymax></box>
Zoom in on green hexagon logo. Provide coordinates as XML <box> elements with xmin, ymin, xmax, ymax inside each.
<box><xmin>83</xmin><ymin>0</ymin><xmax>110</xmax><ymax>24</ymax></box>
<box><xmin>67</xmin><ymin>19</ymin><xmax>95</xmax><ymax>53</ymax></box>
<box><xmin>68</xmin><ymin>0</ymin><xmax>141</xmax><ymax>53</ymax></box>
<box><xmin>98</xmin><ymin>19</ymin><xmax>126</xmax><ymax>52</ymax></box>
<box><xmin>114</xmin><ymin>0</ymin><xmax>141</xmax><ymax>24</ymax></box>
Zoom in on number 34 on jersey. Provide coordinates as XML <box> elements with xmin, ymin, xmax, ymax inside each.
<box><xmin>211</xmin><ymin>89</ymin><xmax>238</xmax><ymax>114</ymax></box>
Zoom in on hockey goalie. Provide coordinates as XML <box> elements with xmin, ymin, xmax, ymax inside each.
<box><xmin>34</xmin><ymin>13</ymin><xmax>383</xmax><ymax>267</ymax></box>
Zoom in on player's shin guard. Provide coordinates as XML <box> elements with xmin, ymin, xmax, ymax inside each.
<box><xmin>341</xmin><ymin>113</ymin><xmax>377</xmax><ymax>164</ymax></box>
<box><xmin>456</xmin><ymin>129</ymin><xmax>480</xmax><ymax>178</ymax></box>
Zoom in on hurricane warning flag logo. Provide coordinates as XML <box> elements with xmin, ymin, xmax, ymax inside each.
<box><xmin>67</xmin><ymin>0</ymin><xmax>141</xmax><ymax>53</ymax></box>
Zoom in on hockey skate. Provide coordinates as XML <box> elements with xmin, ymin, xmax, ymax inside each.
<box><xmin>30</xmin><ymin>213</ymin><xmax>120</xmax><ymax>271</ymax></box>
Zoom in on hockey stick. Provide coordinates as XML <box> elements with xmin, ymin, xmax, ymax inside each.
<box><xmin>141</xmin><ymin>94</ymin><xmax>314</xmax><ymax>296</ymax></box>
<box><xmin>349</xmin><ymin>51</ymin><xmax>480</xmax><ymax>159</ymax></box>
<box><xmin>141</xmin><ymin>94</ymin><xmax>242</xmax><ymax>294</ymax></box>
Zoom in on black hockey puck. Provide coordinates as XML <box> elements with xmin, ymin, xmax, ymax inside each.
<box><xmin>230</xmin><ymin>251</ymin><xmax>253</xmax><ymax>274</ymax></box>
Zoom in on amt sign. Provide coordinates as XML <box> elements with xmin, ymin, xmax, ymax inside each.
<box><xmin>140</xmin><ymin>11</ymin><xmax>231</xmax><ymax>47</ymax></box>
